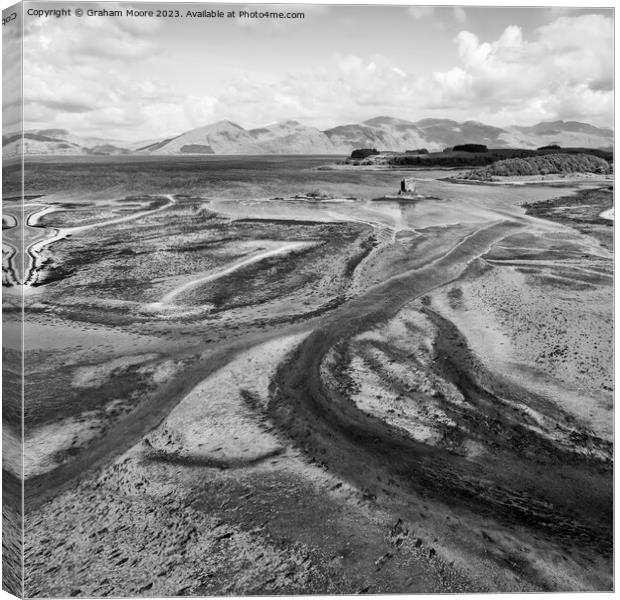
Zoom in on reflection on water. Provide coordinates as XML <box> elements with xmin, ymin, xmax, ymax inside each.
<box><xmin>211</xmin><ymin>178</ymin><xmax>581</xmax><ymax>233</ymax></box>
<box><xmin>2</xmin><ymin>195</ymin><xmax>176</xmax><ymax>290</ymax></box>
<box><xmin>3</xmin><ymin>158</ymin><xmax>588</xmax><ymax>298</ymax></box>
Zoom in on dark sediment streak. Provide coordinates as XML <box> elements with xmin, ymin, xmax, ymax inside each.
<box><xmin>268</xmin><ymin>220</ymin><xmax>611</xmax><ymax>555</ymax></box>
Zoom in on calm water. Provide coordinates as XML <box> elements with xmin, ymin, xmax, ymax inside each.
<box><xmin>15</xmin><ymin>155</ymin><xmax>445</xmax><ymax>200</ymax></box>
<box><xmin>14</xmin><ymin>156</ymin><xmax>583</xmax><ymax>225</ymax></box>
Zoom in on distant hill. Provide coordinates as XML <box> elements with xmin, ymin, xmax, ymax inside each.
<box><xmin>323</xmin><ymin>123</ymin><xmax>389</xmax><ymax>153</ymax></box>
<box><xmin>2</xmin><ymin>129</ymin><xmax>130</xmax><ymax>158</ymax></box>
<box><xmin>249</xmin><ymin>120</ymin><xmax>335</xmax><ymax>154</ymax></box>
<box><xmin>86</xmin><ymin>144</ymin><xmax>131</xmax><ymax>156</ymax></box>
<box><xmin>415</xmin><ymin>118</ymin><xmax>509</xmax><ymax>149</ymax></box>
<box><xmin>514</xmin><ymin>120</ymin><xmax>614</xmax><ymax>136</ymax></box>
<box><xmin>132</xmin><ymin>117</ymin><xmax>616</xmax><ymax>156</ymax></box>
<box><xmin>499</xmin><ymin>121</ymin><xmax>615</xmax><ymax>151</ymax></box>
<box><xmin>3</xmin><ymin>117</ymin><xmax>613</xmax><ymax>157</ymax></box>
<box><xmin>138</xmin><ymin>120</ymin><xmax>264</xmax><ymax>155</ymax></box>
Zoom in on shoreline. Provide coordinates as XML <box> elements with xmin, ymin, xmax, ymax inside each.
<box><xmin>19</xmin><ymin>163</ymin><xmax>613</xmax><ymax>595</ymax></box>
<box><xmin>443</xmin><ymin>173</ymin><xmax>613</xmax><ymax>186</ymax></box>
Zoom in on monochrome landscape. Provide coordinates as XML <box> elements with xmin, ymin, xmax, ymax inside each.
<box><xmin>2</xmin><ymin>3</ymin><xmax>614</xmax><ymax>597</ymax></box>
<box><xmin>3</xmin><ymin>116</ymin><xmax>614</xmax><ymax>157</ymax></box>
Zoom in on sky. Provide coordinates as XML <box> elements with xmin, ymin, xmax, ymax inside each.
<box><xmin>3</xmin><ymin>2</ymin><xmax>615</xmax><ymax>142</ymax></box>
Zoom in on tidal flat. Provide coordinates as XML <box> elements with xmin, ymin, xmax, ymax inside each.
<box><xmin>2</xmin><ymin>155</ymin><xmax>613</xmax><ymax>595</ymax></box>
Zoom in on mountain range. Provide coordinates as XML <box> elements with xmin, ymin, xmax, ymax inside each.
<box><xmin>3</xmin><ymin>117</ymin><xmax>614</xmax><ymax>157</ymax></box>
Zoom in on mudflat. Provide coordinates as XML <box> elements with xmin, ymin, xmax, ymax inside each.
<box><xmin>5</xmin><ymin>156</ymin><xmax>612</xmax><ymax>595</ymax></box>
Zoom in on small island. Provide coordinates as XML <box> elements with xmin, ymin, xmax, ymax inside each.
<box><xmin>338</xmin><ymin>144</ymin><xmax>613</xmax><ymax>183</ymax></box>
<box><xmin>460</xmin><ymin>153</ymin><xmax>611</xmax><ymax>182</ymax></box>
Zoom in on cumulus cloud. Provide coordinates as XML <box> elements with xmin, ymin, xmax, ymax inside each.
<box><xmin>24</xmin><ymin>7</ymin><xmax>161</xmax><ymax>60</ymax></box>
<box><xmin>21</xmin><ymin>10</ymin><xmax>613</xmax><ymax>140</ymax></box>
<box><xmin>21</xmin><ymin>4</ymin><xmax>173</xmax><ymax>139</ymax></box>
<box><xmin>428</xmin><ymin>13</ymin><xmax>613</xmax><ymax>125</ymax></box>
<box><xmin>213</xmin><ymin>13</ymin><xmax>613</xmax><ymax>129</ymax></box>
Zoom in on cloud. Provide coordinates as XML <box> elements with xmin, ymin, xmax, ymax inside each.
<box><xmin>428</xmin><ymin>13</ymin><xmax>613</xmax><ymax>125</ymax></box>
<box><xmin>21</xmin><ymin>10</ymin><xmax>613</xmax><ymax>140</ymax></box>
<box><xmin>408</xmin><ymin>7</ymin><xmax>435</xmax><ymax>20</ymax></box>
<box><xmin>244</xmin><ymin>13</ymin><xmax>613</xmax><ymax>129</ymax></box>
<box><xmin>21</xmin><ymin>3</ymin><xmax>174</xmax><ymax>139</ymax></box>
<box><xmin>205</xmin><ymin>54</ymin><xmax>423</xmax><ymax>128</ymax></box>
<box><xmin>24</xmin><ymin>14</ymin><xmax>160</xmax><ymax>62</ymax></box>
